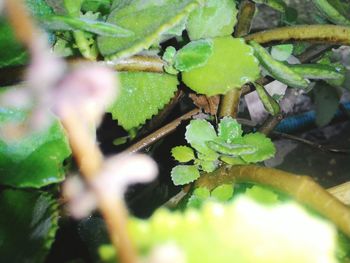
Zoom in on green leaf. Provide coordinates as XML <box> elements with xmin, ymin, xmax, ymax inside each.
<box><xmin>206</xmin><ymin>140</ymin><xmax>257</xmax><ymax>156</ymax></box>
<box><xmin>271</xmin><ymin>44</ymin><xmax>293</xmax><ymax>61</ymax></box>
<box><xmin>182</xmin><ymin>37</ymin><xmax>260</xmax><ymax>96</ymax></box>
<box><xmin>220</xmin><ymin>156</ymin><xmax>246</xmax><ymax>165</ymax></box>
<box><xmin>97</xmin><ymin>0</ymin><xmax>200</xmax><ymax>60</ymax></box>
<box><xmin>174</xmin><ymin>39</ymin><xmax>213</xmax><ymax>72</ymax></box>
<box><xmin>187</xmin><ymin>187</ymin><xmax>210</xmax><ymax>208</ymax></box>
<box><xmin>244</xmin><ymin>185</ymin><xmax>279</xmax><ymax>205</ymax></box>
<box><xmin>185</xmin><ymin>119</ymin><xmax>218</xmax><ymax>156</ymax></box>
<box><xmin>26</xmin><ymin>0</ymin><xmax>54</xmax><ymax>17</ymax></box>
<box><xmin>108</xmin><ymin>72</ymin><xmax>178</xmax><ymax>130</ymax></box>
<box><xmin>171</xmin><ymin>146</ymin><xmax>195</xmax><ymax>163</ymax></box>
<box><xmin>314</xmin><ymin>82</ymin><xmax>340</xmax><ymax>127</ymax></box>
<box><xmin>312</xmin><ymin>0</ymin><xmax>350</xmax><ymax>26</ymax></box>
<box><xmin>211</xmin><ymin>184</ymin><xmax>234</xmax><ymax>201</ymax></box>
<box><xmin>171</xmin><ymin>165</ymin><xmax>200</xmax><ymax>185</ymax></box>
<box><xmin>40</xmin><ymin>15</ymin><xmax>133</xmax><ymax>37</ymax></box>
<box><xmin>254</xmin><ymin>82</ymin><xmax>280</xmax><ymax>115</ymax></box>
<box><xmin>218</xmin><ymin>117</ymin><xmax>243</xmax><ymax>143</ymax></box>
<box><xmin>0</xmin><ymin>109</ymin><xmax>71</xmax><ymax>188</ymax></box>
<box><xmin>233</xmin><ymin>133</ymin><xmax>276</xmax><ymax>163</ymax></box>
<box><xmin>195</xmin><ymin>159</ymin><xmax>218</xmax><ymax>172</ymax></box>
<box><xmin>186</xmin><ymin>0</ymin><xmax>238</xmax><ymax>40</ymax></box>
<box><xmin>0</xmin><ymin>189</ymin><xmax>59</xmax><ymax>263</ymax></box>
<box><xmin>81</xmin><ymin>0</ymin><xmax>111</xmax><ymax>14</ymax></box>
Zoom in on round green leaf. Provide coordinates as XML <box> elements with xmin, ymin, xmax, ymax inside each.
<box><xmin>0</xmin><ymin>189</ymin><xmax>59</xmax><ymax>263</ymax></box>
<box><xmin>218</xmin><ymin>117</ymin><xmax>243</xmax><ymax>143</ymax></box>
<box><xmin>234</xmin><ymin>133</ymin><xmax>276</xmax><ymax>163</ymax></box>
<box><xmin>185</xmin><ymin>119</ymin><xmax>217</xmax><ymax>155</ymax></box>
<box><xmin>171</xmin><ymin>146</ymin><xmax>195</xmax><ymax>163</ymax></box>
<box><xmin>186</xmin><ymin>0</ymin><xmax>238</xmax><ymax>40</ymax></box>
<box><xmin>211</xmin><ymin>184</ymin><xmax>234</xmax><ymax>202</ymax></box>
<box><xmin>171</xmin><ymin>165</ymin><xmax>200</xmax><ymax>185</ymax></box>
<box><xmin>174</xmin><ymin>39</ymin><xmax>213</xmax><ymax>72</ymax></box>
<box><xmin>271</xmin><ymin>44</ymin><xmax>293</xmax><ymax>61</ymax></box>
<box><xmin>182</xmin><ymin>37</ymin><xmax>260</xmax><ymax>96</ymax></box>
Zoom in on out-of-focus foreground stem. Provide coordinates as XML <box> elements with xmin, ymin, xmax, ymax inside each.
<box><xmin>196</xmin><ymin>165</ymin><xmax>350</xmax><ymax>237</ymax></box>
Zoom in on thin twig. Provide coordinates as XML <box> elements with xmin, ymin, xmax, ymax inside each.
<box><xmin>125</xmin><ymin>108</ymin><xmax>201</xmax><ymax>153</ymax></box>
<box><xmin>196</xmin><ymin>165</ymin><xmax>350</xmax><ymax>237</ymax></box>
<box><xmin>259</xmin><ymin>113</ymin><xmax>283</xmax><ymax>135</ymax></box>
<box><xmin>273</xmin><ymin>131</ymin><xmax>350</xmax><ymax>154</ymax></box>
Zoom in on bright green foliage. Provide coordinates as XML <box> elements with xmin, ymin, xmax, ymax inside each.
<box><xmin>101</xmin><ymin>197</ymin><xmax>338</xmax><ymax>263</ymax></box>
<box><xmin>233</xmin><ymin>133</ymin><xmax>276</xmax><ymax>163</ymax></box>
<box><xmin>0</xmin><ymin>189</ymin><xmax>59</xmax><ymax>263</ymax></box>
<box><xmin>40</xmin><ymin>15</ymin><xmax>133</xmax><ymax>37</ymax></box>
<box><xmin>108</xmin><ymin>72</ymin><xmax>178</xmax><ymax>130</ymax></box>
<box><xmin>218</xmin><ymin>116</ymin><xmax>243</xmax><ymax>143</ymax></box>
<box><xmin>182</xmin><ymin>37</ymin><xmax>260</xmax><ymax>96</ymax></box>
<box><xmin>171</xmin><ymin>117</ymin><xmax>275</xmax><ymax>185</ymax></box>
<box><xmin>81</xmin><ymin>0</ymin><xmax>112</xmax><ymax>14</ymax></box>
<box><xmin>26</xmin><ymin>0</ymin><xmax>54</xmax><ymax>17</ymax></box>
<box><xmin>271</xmin><ymin>44</ymin><xmax>293</xmax><ymax>61</ymax></box>
<box><xmin>174</xmin><ymin>39</ymin><xmax>213</xmax><ymax>72</ymax></box>
<box><xmin>250</xmin><ymin>41</ymin><xmax>309</xmax><ymax>89</ymax></box>
<box><xmin>171</xmin><ymin>165</ymin><xmax>200</xmax><ymax>186</ymax></box>
<box><xmin>97</xmin><ymin>0</ymin><xmax>200</xmax><ymax>60</ymax></box>
<box><xmin>312</xmin><ymin>0</ymin><xmax>350</xmax><ymax>26</ymax></box>
<box><xmin>171</xmin><ymin>146</ymin><xmax>195</xmax><ymax>163</ymax></box>
<box><xmin>314</xmin><ymin>82</ymin><xmax>340</xmax><ymax>127</ymax></box>
<box><xmin>186</xmin><ymin>0</ymin><xmax>238</xmax><ymax>40</ymax></box>
<box><xmin>187</xmin><ymin>187</ymin><xmax>211</xmax><ymax>208</ymax></box>
<box><xmin>185</xmin><ymin>119</ymin><xmax>218</xmax><ymax>155</ymax></box>
<box><xmin>244</xmin><ymin>185</ymin><xmax>279</xmax><ymax>205</ymax></box>
<box><xmin>0</xmin><ymin>109</ymin><xmax>71</xmax><ymax>188</ymax></box>
<box><xmin>211</xmin><ymin>184</ymin><xmax>234</xmax><ymax>202</ymax></box>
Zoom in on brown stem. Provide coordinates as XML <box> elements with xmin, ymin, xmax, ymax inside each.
<box><xmin>219</xmin><ymin>88</ymin><xmax>242</xmax><ymax>118</ymax></box>
<box><xmin>258</xmin><ymin>113</ymin><xmax>283</xmax><ymax>135</ymax></box>
<box><xmin>60</xmin><ymin>108</ymin><xmax>137</xmax><ymax>263</ymax></box>
<box><xmin>234</xmin><ymin>0</ymin><xmax>256</xmax><ymax>38</ymax></box>
<box><xmin>125</xmin><ymin>108</ymin><xmax>200</xmax><ymax>153</ymax></box>
<box><xmin>245</xmin><ymin>25</ymin><xmax>350</xmax><ymax>46</ymax></box>
<box><xmin>195</xmin><ymin>165</ymin><xmax>350</xmax><ymax>237</ymax></box>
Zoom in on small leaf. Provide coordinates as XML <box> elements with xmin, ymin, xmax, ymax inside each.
<box><xmin>233</xmin><ymin>133</ymin><xmax>276</xmax><ymax>163</ymax></box>
<box><xmin>218</xmin><ymin>117</ymin><xmax>243</xmax><ymax>143</ymax></box>
<box><xmin>171</xmin><ymin>165</ymin><xmax>200</xmax><ymax>186</ymax></box>
<box><xmin>171</xmin><ymin>146</ymin><xmax>195</xmax><ymax>163</ymax></box>
<box><xmin>254</xmin><ymin>82</ymin><xmax>280</xmax><ymax>115</ymax></box>
<box><xmin>174</xmin><ymin>39</ymin><xmax>213</xmax><ymax>72</ymax></box>
<box><xmin>187</xmin><ymin>187</ymin><xmax>210</xmax><ymax>208</ymax></box>
<box><xmin>187</xmin><ymin>0</ymin><xmax>238</xmax><ymax>40</ymax></box>
<box><xmin>314</xmin><ymin>82</ymin><xmax>340</xmax><ymax>127</ymax></box>
<box><xmin>271</xmin><ymin>44</ymin><xmax>293</xmax><ymax>61</ymax></box>
<box><xmin>211</xmin><ymin>184</ymin><xmax>234</xmax><ymax>202</ymax></box>
<box><xmin>108</xmin><ymin>72</ymin><xmax>178</xmax><ymax>130</ymax></box>
<box><xmin>185</xmin><ymin>119</ymin><xmax>217</xmax><ymax>156</ymax></box>
<box><xmin>97</xmin><ymin>0</ymin><xmax>200</xmax><ymax>60</ymax></box>
<box><xmin>244</xmin><ymin>185</ymin><xmax>279</xmax><ymax>205</ymax></box>
<box><xmin>0</xmin><ymin>189</ymin><xmax>59</xmax><ymax>263</ymax></box>
<box><xmin>182</xmin><ymin>37</ymin><xmax>260</xmax><ymax>96</ymax></box>
<box><xmin>0</xmin><ymin>109</ymin><xmax>71</xmax><ymax>188</ymax></box>
<box><xmin>195</xmin><ymin>159</ymin><xmax>218</xmax><ymax>172</ymax></box>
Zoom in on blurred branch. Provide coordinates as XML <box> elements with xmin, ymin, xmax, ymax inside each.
<box><xmin>234</xmin><ymin>0</ymin><xmax>256</xmax><ymax>38</ymax></box>
<box><xmin>196</xmin><ymin>165</ymin><xmax>350</xmax><ymax>237</ymax></box>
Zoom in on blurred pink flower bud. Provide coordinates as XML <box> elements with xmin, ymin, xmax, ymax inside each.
<box><xmin>93</xmin><ymin>154</ymin><xmax>158</xmax><ymax>199</ymax></box>
<box><xmin>54</xmin><ymin>64</ymin><xmax>118</xmax><ymax>126</ymax></box>
<box><xmin>62</xmin><ymin>175</ymin><xmax>98</xmax><ymax>219</ymax></box>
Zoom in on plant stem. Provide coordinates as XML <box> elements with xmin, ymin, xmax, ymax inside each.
<box><xmin>73</xmin><ymin>31</ymin><xmax>98</xmax><ymax>60</ymax></box>
<box><xmin>234</xmin><ymin>0</ymin><xmax>256</xmax><ymax>38</ymax></box>
<box><xmin>219</xmin><ymin>88</ymin><xmax>242</xmax><ymax>118</ymax></box>
<box><xmin>60</xmin><ymin>107</ymin><xmax>137</xmax><ymax>263</ymax></box>
<box><xmin>245</xmin><ymin>25</ymin><xmax>350</xmax><ymax>46</ymax></box>
<box><xmin>125</xmin><ymin>108</ymin><xmax>200</xmax><ymax>153</ymax></box>
<box><xmin>195</xmin><ymin>165</ymin><xmax>350</xmax><ymax>237</ymax></box>
<box><xmin>258</xmin><ymin>113</ymin><xmax>283</xmax><ymax>135</ymax></box>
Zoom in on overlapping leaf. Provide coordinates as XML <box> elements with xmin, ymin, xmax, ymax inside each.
<box><xmin>108</xmin><ymin>72</ymin><xmax>178</xmax><ymax>130</ymax></box>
